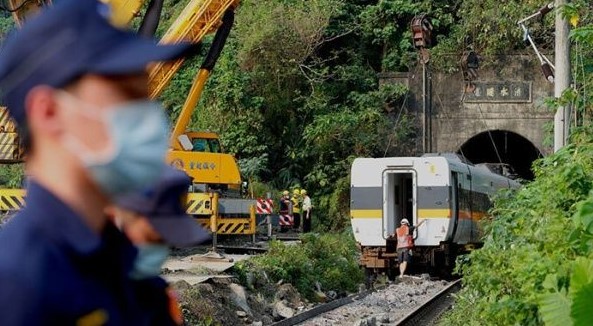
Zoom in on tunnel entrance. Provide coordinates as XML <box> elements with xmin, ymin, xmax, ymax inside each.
<box><xmin>457</xmin><ymin>130</ymin><xmax>542</xmax><ymax>180</ymax></box>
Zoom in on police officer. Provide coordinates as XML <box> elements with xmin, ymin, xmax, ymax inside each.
<box><xmin>0</xmin><ymin>1</ymin><xmax>196</xmax><ymax>324</ymax></box>
<box><xmin>110</xmin><ymin>166</ymin><xmax>210</xmax><ymax>326</ymax></box>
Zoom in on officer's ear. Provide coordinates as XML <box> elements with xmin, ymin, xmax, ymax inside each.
<box><xmin>25</xmin><ymin>86</ymin><xmax>62</xmax><ymax>137</ymax></box>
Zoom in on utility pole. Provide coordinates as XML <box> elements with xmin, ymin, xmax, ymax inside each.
<box><xmin>410</xmin><ymin>15</ymin><xmax>433</xmax><ymax>153</ymax></box>
<box><xmin>554</xmin><ymin>0</ymin><xmax>570</xmax><ymax>152</ymax></box>
<box><xmin>422</xmin><ymin>60</ymin><xmax>432</xmax><ymax>153</ymax></box>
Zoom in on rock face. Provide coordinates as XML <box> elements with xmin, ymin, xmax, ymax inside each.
<box><xmin>272</xmin><ymin>300</ymin><xmax>295</xmax><ymax>320</ymax></box>
<box><xmin>230</xmin><ymin>283</ymin><xmax>251</xmax><ymax>315</ymax></box>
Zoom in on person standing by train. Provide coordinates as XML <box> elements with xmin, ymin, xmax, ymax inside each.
<box><xmin>396</xmin><ymin>218</ymin><xmax>426</xmax><ymax>278</ymax></box>
<box><xmin>301</xmin><ymin>189</ymin><xmax>312</xmax><ymax>233</ymax></box>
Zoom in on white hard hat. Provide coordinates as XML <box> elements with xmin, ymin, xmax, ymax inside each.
<box><xmin>401</xmin><ymin>218</ymin><xmax>409</xmax><ymax>225</ymax></box>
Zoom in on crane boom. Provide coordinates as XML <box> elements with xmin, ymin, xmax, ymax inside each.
<box><xmin>0</xmin><ymin>0</ymin><xmax>257</xmax><ymax>241</ymax></box>
<box><xmin>148</xmin><ymin>0</ymin><xmax>239</xmax><ymax>99</ymax></box>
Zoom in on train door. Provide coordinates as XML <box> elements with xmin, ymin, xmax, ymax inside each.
<box><xmin>453</xmin><ymin>171</ymin><xmax>471</xmax><ymax>244</ymax></box>
<box><xmin>447</xmin><ymin>172</ymin><xmax>460</xmax><ymax>241</ymax></box>
<box><xmin>382</xmin><ymin>170</ymin><xmax>416</xmax><ymax>239</ymax></box>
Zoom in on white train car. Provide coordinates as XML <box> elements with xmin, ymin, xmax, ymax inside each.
<box><xmin>350</xmin><ymin>153</ymin><xmax>520</xmax><ymax>276</ymax></box>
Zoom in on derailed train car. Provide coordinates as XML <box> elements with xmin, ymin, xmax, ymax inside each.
<box><xmin>350</xmin><ymin>153</ymin><xmax>520</xmax><ymax>276</ymax></box>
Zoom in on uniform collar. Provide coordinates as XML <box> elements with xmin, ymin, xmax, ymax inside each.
<box><xmin>25</xmin><ymin>182</ymin><xmax>136</xmax><ymax>262</ymax></box>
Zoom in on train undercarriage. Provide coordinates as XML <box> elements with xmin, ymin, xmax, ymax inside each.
<box><xmin>359</xmin><ymin>241</ymin><xmax>470</xmax><ymax>284</ymax></box>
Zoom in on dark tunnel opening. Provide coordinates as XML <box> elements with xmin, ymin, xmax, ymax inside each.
<box><xmin>457</xmin><ymin>130</ymin><xmax>543</xmax><ymax>180</ymax></box>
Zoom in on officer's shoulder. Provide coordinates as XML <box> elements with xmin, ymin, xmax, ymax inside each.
<box><xmin>0</xmin><ymin>212</ymin><xmax>55</xmax><ymax>277</ymax></box>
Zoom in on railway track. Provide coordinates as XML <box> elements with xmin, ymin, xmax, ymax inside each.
<box><xmin>394</xmin><ymin>279</ymin><xmax>461</xmax><ymax>326</ymax></box>
<box><xmin>271</xmin><ymin>285</ymin><xmax>386</xmax><ymax>326</ymax></box>
<box><xmin>269</xmin><ymin>277</ymin><xmax>457</xmax><ymax>326</ymax></box>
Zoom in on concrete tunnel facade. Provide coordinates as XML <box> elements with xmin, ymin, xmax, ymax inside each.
<box><xmin>380</xmin><ymin>55</ymin><xmax>556</xmax><ymax>180</ymax></box>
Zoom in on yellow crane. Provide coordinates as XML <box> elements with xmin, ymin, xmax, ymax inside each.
<box><xmin>0</xmin><ymin>0</ymin><xmax>256</xmax><ymax>242</ymax></box>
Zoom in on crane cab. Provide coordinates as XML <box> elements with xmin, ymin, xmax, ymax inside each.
<box><xmin>167</xmin><ymin>132</ymin><xmax>242</xmax><ymax>196</ymax></box>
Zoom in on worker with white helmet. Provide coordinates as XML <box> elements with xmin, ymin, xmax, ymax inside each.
<box><xmin>395</xmin><ymin>217</ymin><xmax>426</xmax><ymax>278</ymax></box>
<box><xmin>301</xmin><ymin>189</ymin><xmax>312</xmax><ymax>232</ymax></box>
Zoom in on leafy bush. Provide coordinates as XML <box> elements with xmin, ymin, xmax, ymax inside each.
<box><xmin>234</xmin><ymin>232</ymin><xmax>363</xmax><ymax>300</ymax></box>
<box><xmin>0</xmin><ymin>164</ymin><xmax>24</xmax><ymax>188</ymax></box>
<box><xmin>442</xmin><ymin>127</ymin><xmax>593</xmax><ymax>326</ymax></box>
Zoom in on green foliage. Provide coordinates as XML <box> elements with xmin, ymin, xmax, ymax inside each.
<box><xmin>359</xmin><ymin>0</ymin><xmax>459</xmax><ymax>71</ymax></box>
<box><xmin>158</xmin><ymin>0</ymin><xmax>420</xmax><ymax>230</ymax></box>
<box><xmin>0</xmin><ymin>12</ymin><xmax>14</xmax><ymax>41</ymax></box>
<box><xmin>436</xmin><ymin>1</ymin><xmax>553</xmax><ymax>57</ymax></box>
<box><xmin>0</xmin><ymin>164</ymin><xmax>24</xmax><ymax>188</ymax></box>
<box><xmin>234</xmin><ymin>232</ymin><xmax>363</xmax><ymax>300</ymax></box>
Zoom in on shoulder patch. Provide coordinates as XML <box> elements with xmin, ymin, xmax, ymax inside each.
<box><xmin>76</xmin><ymin>309</ymin><xmax>109</xmax><ymax>326</ymax></box>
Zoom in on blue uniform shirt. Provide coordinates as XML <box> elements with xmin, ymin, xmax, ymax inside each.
<box><xmin>0</xmin><ymin>182</ymin><xmax>148</xmax><ymax>325</ymax></box>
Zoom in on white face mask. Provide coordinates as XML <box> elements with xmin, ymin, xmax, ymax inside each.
<box><xmin>57</xmin><ymin>91</ymin><xmax>170</xmax><ymax>197</ymax></box>
<box><xmin>129</xmin><ymin>244</ymin><xmax>171</xmax><ymax>280</ymax></box>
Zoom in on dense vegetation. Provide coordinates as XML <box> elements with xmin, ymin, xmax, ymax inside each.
<box><xmin>234</xmin><ymin>232</ymin><xmax>363</xmax><ymax>300</ymax></box>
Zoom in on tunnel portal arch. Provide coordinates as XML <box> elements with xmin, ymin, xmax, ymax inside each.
<box><xmin>457</xmin><ymin>130</ymin><xmax>543</xmax><ymax>180</ymax></box>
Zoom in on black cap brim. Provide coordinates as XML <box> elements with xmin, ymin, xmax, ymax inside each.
<box><xmin>148</xmin><ymin>215</ymin><xmax>211</xmax><ymax>248</ymax></box>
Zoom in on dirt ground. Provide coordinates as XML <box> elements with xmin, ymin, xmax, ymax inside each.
<box><xmin>164</xmin><ymin>242</ymin><xmax>308</xmax><ymax>326</ymax></box>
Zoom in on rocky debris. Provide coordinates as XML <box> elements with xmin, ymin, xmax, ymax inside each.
<box><xmin>273</xmin><ymin>300</ymin><xmax>295</xmax><ymax>320</ymax></box>
<box><xmin>314</xmin><ymin>290</ymin><xmax>327</xmax><ymax>303</ymax></box>
<box><xmin>251</xmin><ymin>322</ymin><xmax>263</xmax><ymax>326</ymax></box>
<box><xmin>327</xmin><ymin>290</ymin><xmax>337</xmax><ymax>299</ymax></box>
<box><xmin>230</xmin><ymin>283</ymin><xmax>252</xmax><ymax>315</ymax></box>
<box><xmin>176</xmin><ymin>279</ymin><xmax>243</xmax><ymax>326</ymax></box>
<box><xmin>245</xmin><ymin>271</ymin><xmax>255</xmax><ymax>289</ymax></box>
<box><xmin>354</xmin><ymin>316</ymin><xmax>376</xmax><ymax>326</ymax></box>
<box><xmin>236</xmin><ymin>310</ymin><xmax>248</xmax><ymax>318</ymax></box>
<box><xmin>275</xmin><ymin>283</ymin><xmax>301</xmax><ymax>304</ymax></box>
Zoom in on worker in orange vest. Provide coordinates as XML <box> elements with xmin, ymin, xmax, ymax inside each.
<box><xmin>395</xmin><ymin>218</ymin><xmax>426</xmax><ymax>278</ymax></box>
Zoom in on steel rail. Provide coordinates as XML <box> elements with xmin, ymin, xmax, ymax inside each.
<box><xmin>271</xmin><ymin>285</ymin><xmax>387</xmax><ymax>326</ymax></box>
<box><xmin>394</xmin><ymin>279</ymin><xmax>461</xmax><ymax>326</ymax></box>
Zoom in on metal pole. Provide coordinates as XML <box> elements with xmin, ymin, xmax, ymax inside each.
<box><xmin>422</xmin><ymin>62</ymin><xmax>428</xmax><ymax>153</ymax></box>
<box><xmin>554</xmin><ymin>0</ymin><xmax>570</xmax><ymax>152</ymax></box>
<box><xmin>427</xmin><ymin>65</ymin><xmax>433</xmax><ymax>153</ymax></box>
<box><xmin>266</xmin><ymin>192</ymin><xmax>272</xmax><ymax>238</ymax></box>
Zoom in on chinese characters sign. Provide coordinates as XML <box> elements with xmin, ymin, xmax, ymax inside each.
<box><xmin>465</xmin><ymin>81</ymin><xmax>532</xmax><ymax>103</ymax></box>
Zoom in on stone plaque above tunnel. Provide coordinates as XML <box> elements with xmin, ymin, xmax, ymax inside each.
<box><xmin>464</xmin><ymin>81</ymin><xmax>532</xmax><ymax>103</ymax></box>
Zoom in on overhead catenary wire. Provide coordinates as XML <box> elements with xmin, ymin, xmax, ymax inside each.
<box><xmin>382</xmin><ymin>63</ymin><xmax>421</xmax><ymax>157</ymax></box>
<box><xmin>475</xmin><ymin>102</ymin><xmax>503</xmax><ymax>164</ymax></box>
